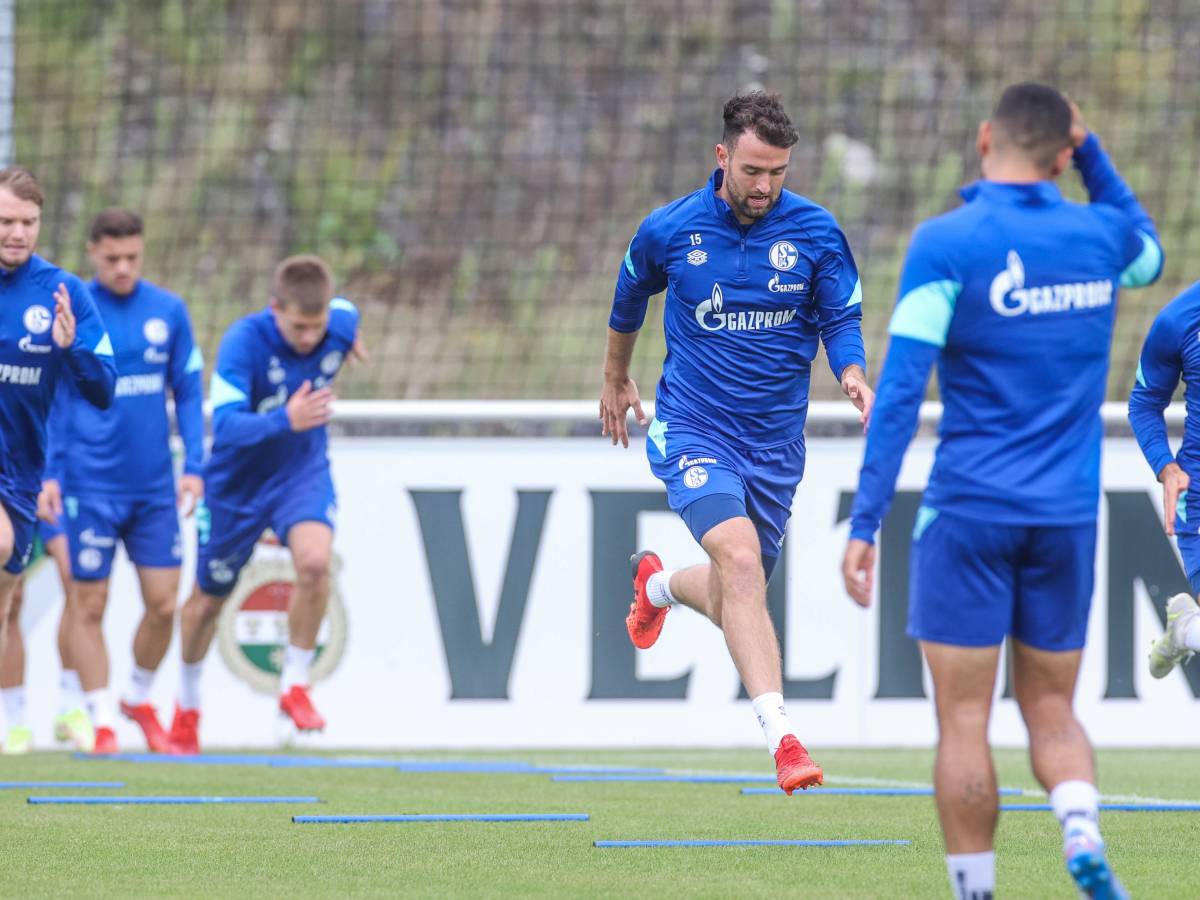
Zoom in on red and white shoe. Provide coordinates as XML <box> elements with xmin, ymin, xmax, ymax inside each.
<box><xmin>774</xmin><ymin>735</ymin><xmax>823</xmax><ymax>795</ymax></box>
<box><xmin>280</xmin><ymin>685</ymin><xmax>326</xmax><ymax>732</ymax></box>
<box><xmin>626</xmin><ymin>550</ymin><xmax>669</xmax><ymax>650</ymax></box>
<box><xmin>92</xmin><ymin>726</ymin><xmax>118</xmax><ymax>755</ymax></box>
<box><xmin>119</xmin><ymin>700</ymin><xmax>169</xmax><ymax>753</ymax></box>
<box><xmin>167</xmin><ymin>706</ymin><xmax>200</xmax><ymax>755</ymax></box>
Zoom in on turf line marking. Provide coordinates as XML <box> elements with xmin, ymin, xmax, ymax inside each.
<box><xmin>28</xmin><ymin>796</ymin><xmax>321</xmax><ymax>805</ymax></box>
<box><xmin>554</xmin><ymin>774</ymin><xmax>774</xmax><ymax>783</ymax></box>
<box><xmin>1002</xmin><ymin>803</ymin><xmax>1200</xmax><ymax>812</ymax></box>
<box><xmin>293</xmin><ymin>814</ymin><xmax>590</xmax><ymax>823</ymax></box>
<box><xmin>593</xmin><ymin>839</ymin><xmax>912</xmax><ymax>848</ymax></box>
<box><xmin>739</xmin><ymin>787</ymin><xmax>1024</xmax><ymax>797</ymax></box>
<box><xmin>0</xmin><ymin>782</ymin><xmax>124</xmax><ymax>789</ymax></box>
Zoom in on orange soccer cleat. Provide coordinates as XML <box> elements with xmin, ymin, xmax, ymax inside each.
<box><xmin>91</xmin><ymin>726</ymin><xmax>118</xmax><ymax>755</ymax></box>
<box><xmin>626</xmin><ymin>550</ymin><xmax>669</xmax><ymax>650</ymax></box>
<box><xmin>119</xmin><ymin>700</ymin><xmax>169</xmax><ymax>753</ymax></box>
<box><xmin>774</xmin><ymin>735</ymin><xmax>824</xmax><ymax>795</ymax></box>
<box><xmin>167</xmin><ymin>706</ymin><xmax>200</xmax><ymax>756</ymax></box>
<box><xmin>279</xmin><ymin>685</ymin><xmax>326</xmax><ymax>732</ymax></box>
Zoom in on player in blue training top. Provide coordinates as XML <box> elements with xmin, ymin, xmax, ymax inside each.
<box><xmin>601</xmin><ymin>92</ymin><xmax>873</xmax><ymax>795</ymax></box>
<box><xmin>0</xmin><ymin>165</ymin><xmax>115</xmax><ymax>685</ymax></box>
<box><xmin>1128</xmin><ymin>281</ymin><xmax>1200</xmax><ymax>680</ymax></box>
<box><xmin>842</xmin><ymin>86</ymin><xmax>1162</xmax><ymax>900</ymax></box>
<box><xmin>40</xmin><ymin>209</ymin><xmax>205</xmax><ymax>755</ymax></box>
<box><xmin>169</xmin><ymin>255</ymin><xmax>365</xmax><ymax>754</ymax></box>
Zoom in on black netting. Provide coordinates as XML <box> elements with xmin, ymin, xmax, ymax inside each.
<box><xmin>13</xmin><ymin>0</ymin><xmax>1200</xmax><ymax>399</ymax></box>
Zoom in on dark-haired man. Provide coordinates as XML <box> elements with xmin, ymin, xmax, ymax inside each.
<box><xmin>601</xmin><ymin>92</ymin><xmax>872</xmax><ymax>793</ymax></box>
<box><xmin>843</xmin><ymin>85</ymin><xmax>1160</xmax><ymax>898</ymax></box>
<box><xmin>170</xmin><ymin>255</ymin><xmax>365</xmax><ymax>754</ymax></box>
<box><xmin>42</xmin><ymin>208</ymin><xmax>205</xmax><ymax>753</ymax></box>
<box><xmin>0</xmin><ymin>167</ymin><xmax>116</xmax><ymax>694</ymax></box>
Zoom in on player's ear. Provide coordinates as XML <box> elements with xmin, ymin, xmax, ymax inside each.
<box><xmin>976</xmin><ymin>121</ymin><xmax>991</xmax><ymax>160</ymax></box>
<box><xmin>1048</xmin><ymin>143</ymin><xmax>1073</xmax><ymax>179</ymax></box>
<box><xmin>715</xmin><ymin>143</ymin><xmax>729</xmax><ymax>170</ymax></box>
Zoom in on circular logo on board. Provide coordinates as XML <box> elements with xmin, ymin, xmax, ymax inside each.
<box><xmin>769</xmin><ymin>241</ymin><xmax>799</xmax><ymax>271</ymax></box>
<box><xmin>23</xmin><ymin>305</ymin><xmax>51</xmax><ymax>334</ymax></box>
<box><xmin>683</xmin><ymin>466</ymin><xmax>709</xmax><ymax>489</ymax></box>
<box><xmin>143</xmin><ymin>317</ymin><xmax>169</xmax><ymax>344</ymax></box>
<box><xmin>217</xmin><ymin>543</ymin><xmax>347</xmax><ymax>695</ymax></box>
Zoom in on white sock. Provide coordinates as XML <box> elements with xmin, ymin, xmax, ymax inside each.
<box><xmin>1184</xmin><ymin>615</ymin><xmax>1200</xmax><ymax>652</ymax></box>
<box><xmin>180</xmin><ymin>661</ymin><xmax>204</xmax><ymax>711</ymax></box>
<box><xmin>59</xmin><ymin>669</ymin><xmax>83</xmax><ymax>714</ymax></box>
<box><xmin>85</xmin><ymin>688</ymin><xmax>116</xmax><ymax>729</ymax></box>
<box><xmin>2</xmin><ymin>686</ymin><xmax>27</xmax><ymax>728</ymax></box>
<box><xmin>1050</xmin><ymin>779</ymin><xmax>1101</xmax><ymax>841</ymax></box>
<box><xmin>281</xmin><ymin>644</ymin><xmax>316</xmax><ymax>693</ymax></box>
<box><xmin>646</xmin><ymin>570</ymin><xmax>677</xmax><ymax>608</ymax></box>
<box><xmin>945</xmin><ymin>851</ymin><xmax>995</xmax><ymax>900</ymax></box>
<box><xmin>126</xmin><ymin>665</ymin><xmax>156</xmax><ymax>706</ymax></box>
<box><xmin>751</xmin><ymin>691</ymin><xmax>797</xmax><ymax>753</ymax></box>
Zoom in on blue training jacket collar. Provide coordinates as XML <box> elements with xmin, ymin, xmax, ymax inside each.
<box><xmin>703</xmin><ymin>168</ymin><xmax>789</xmax><ymax>228</ymax></box>
<box><xmin>959</xmin><ymin>180</ymin><xmax>1063</xmax><ymax>207</ymax></box>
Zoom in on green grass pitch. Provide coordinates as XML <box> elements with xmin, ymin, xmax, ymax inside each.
<box><xmin>2</xmin><ymin>748</ymin><xmax>1196</xmax><ymax>897</ymax></box>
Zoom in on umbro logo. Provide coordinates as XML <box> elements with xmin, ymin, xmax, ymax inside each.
<box><xmin>686</xmin><ymin>249</ymin><xmax>707</xmax><ymax>266</ymax></box>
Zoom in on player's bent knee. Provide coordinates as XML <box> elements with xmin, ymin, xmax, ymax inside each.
<box><xmin>292</xmin><ymin>553</ymin><xmax>330</xmax><ymax>585</ymax></box>
<box><xmin>145</xmin><ymin>593</ymin><xmax>177</xmax><ymax>622</ymax></box>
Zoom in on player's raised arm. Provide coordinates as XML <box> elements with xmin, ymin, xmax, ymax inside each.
<box><xmin>56</xmin><ymin>279</ymin><xmax>116</xmax><ymax>410</ymax></box>
<box><xmin>208</xmin><ymin>324</ymin><xmax>293</xmax><ymax>447</ymax></box>
<box><xmin>843</xmin><ymin>224</ymin><xmax>954</xmax><ymax>602</ymax></box>
<box><xmin>1069</xmin><ymin>102</ymin><xmax>1164</xmax><ymax>289</ymax></box>
<box><xmin>599</xmin><ymin>217</ymin><xmax>666</xmax><ymax>447</ymax></box>
<box><xmin>1129</xmin><ymin>295</ymin><xmax>1190</xmax><ymax>535</ymax></box>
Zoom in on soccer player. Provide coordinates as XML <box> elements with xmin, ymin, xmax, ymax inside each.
<box><xmin>1128</xmin><ymin>282</ymin><xmax>1200</xmax><ymax>676</ymax></box>
<box><xmin>169</xmin><ymin>255</ymin><xmax>364</xmax><ymax>754</ymax></box>
<box><xmin>842</xmin><ymin>85</ymin><xmax>1162</xmax><ymax>899</ymax></box>
<box><xmin>41</xmin><ymin>209</ymin><xmax>205</xmax><ymax>754</ymax></box>
<box><xmin>0</xmin><ymin>166</ymin><xmax>116</xmax><ymax>695</ymax></box>
<box><xmin>0</xmin><ymin>519</ymin><xmax>88</xmax><ymax>753</ymax></box>
<box><xmin>603</xmin><ymin>93</ymin><xmax>872</xmax><ymax>794</ymax></box>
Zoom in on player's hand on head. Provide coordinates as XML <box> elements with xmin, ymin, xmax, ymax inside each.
<box><xmin>1158</xmin><ymin>462</ymin><xmax>1189</xmax><ymax>537</ymax></box>
<box><xmin>599</xmin><ymin>376</ymin><xmax>647</xmax><ymax>449</ymax></box>
<box><xmin>177</xmin><ymin>474</ymin><xmax>204</xmax><ymax>517</ymax></box>
<box><xmin>286</xmin><ymin>380</ymin><xmax>335</xmax><ymax>432</ymax></box>
<box><xmin>842</xmin><ymin>538</ymin><xmax>876</xmax><ymax>607</ymax></box>
<box><xmin>52</xmin><ymin>282</ymin><xmax>76</xmax><ymax>349</ymax></box>
<box><xmin>37</xmin><ymin>479</ymin><xmax>62</xmax><ymax>524</ymax></box>
<box><xmin>1066</xmin><ymin>97</ymin><xmax>1088</xmax><ymax>149</ymax></box>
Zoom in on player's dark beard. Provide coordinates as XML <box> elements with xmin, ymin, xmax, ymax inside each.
<box><xmin>726</xmin><ymin>177</ymin><xmax>776</xmax><ymax>220</ymax></box>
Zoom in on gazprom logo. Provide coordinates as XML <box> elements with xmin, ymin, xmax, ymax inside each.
<box><xmin>989</xmin><ymin>250</ymin><xmax>1113</xmax><ymax>318</ymax></box>
<box><xmin>695</xmin><ymin>283</ymin><xmax>797</xmax><ymax>333</ymax></box>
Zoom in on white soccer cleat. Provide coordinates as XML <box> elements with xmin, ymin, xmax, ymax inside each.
<box><xmin>1149</xmin><ymin>592</ymin><xmax>1200</xmax><ymax>679</ymax></box>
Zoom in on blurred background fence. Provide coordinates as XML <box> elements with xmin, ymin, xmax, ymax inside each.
<box><xmin>11</xmin><ymin>0</ymin><xmax>1200</xmax><ymax>400</ymax></box>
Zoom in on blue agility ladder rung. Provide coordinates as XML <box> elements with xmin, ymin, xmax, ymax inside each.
<box><xmin>293</xmin><ymin>813</ymin><xmax>590</xmax><ymax>823</ymax></box>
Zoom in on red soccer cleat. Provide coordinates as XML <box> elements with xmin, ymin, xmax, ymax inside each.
<box><xmin>774</xmin><ymin>735</ymin><xmax>824</xmax><ymax>795</ymax></box>
<box><xmin>626</xmin><ymin>550</ymin><xmax>669</xmax><ymax>649</ymax></box>
<box><xmin>92</xmin><ymin>726</ymin><xmax>118</xmax><ymax>755</ymax></box>
<box><xmin>119</xmin><ymin>700</ymin><xmax>169</xmax><ymax>753</ymax></box>
<box><xmin>167</xmin><ymin>706</ymin><xmax>200</xmax><ymax>756</ymax></box>
<box><xmin>280</xmin><ymin>685</ymin><xmax>326</xmax><ymax>732</ymax></box>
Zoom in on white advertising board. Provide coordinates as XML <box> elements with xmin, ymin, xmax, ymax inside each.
<box><xmin>11</xmin><ymin>436</ymin><xmax>1198</xmax><ymax>749</ymax></box>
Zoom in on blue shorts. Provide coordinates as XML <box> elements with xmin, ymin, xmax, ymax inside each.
<box><xmin>64</xmin><ymin>494</ymin><xmax>182</xmax><ymax>580</ymax></box>
<box><xmin>908</xmin><ymin>507</ymin><xmax>1096</xmax><ymax>651</ymax></box>
<box><xmin>1176</xmin><ymin>533</ymin><xmax>1200</xmax><ymax>593</ymax></box>
<box><xmin>1</xmin><ymin>492</ymin><xmax>37</xmax><ymax>576</ymax></box>
<box><xmin>196</xmin><ymin>470</ymin><xmax>337</xmax><ymax>598</ymax></box>
<box><xmin>646</xmin><ymin>418</ymin><xmax>804</xmax><ymax>563</ymax></box>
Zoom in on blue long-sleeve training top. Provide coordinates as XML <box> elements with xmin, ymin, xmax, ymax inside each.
<box><xmin>204</xmin><ymin>300</ymin><xmax>359</xmax><ymax>512</ymax></box>
<box><xmin>1128</xmin><ymin>281</ymin><xmax>1200</xmax><ymax>531</ymax></box>
<box><xmin>45</xmin><ymin>278</ymin><xmax>204</xmax><ymax>499</ymax></box>
<box><xmin>850</xmin><ymin>133</ymin><xmax>1163</xmax><ymax>542</ymax></box>
<box><xmin>610</xmin><ymin>168</ymin><xmax>866</xmax><ymax>449</ymax></box>
<box><xmin>0</xmin><ymin>255</ymin><xmax>115</xmax><ymax>519</ymax></box>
